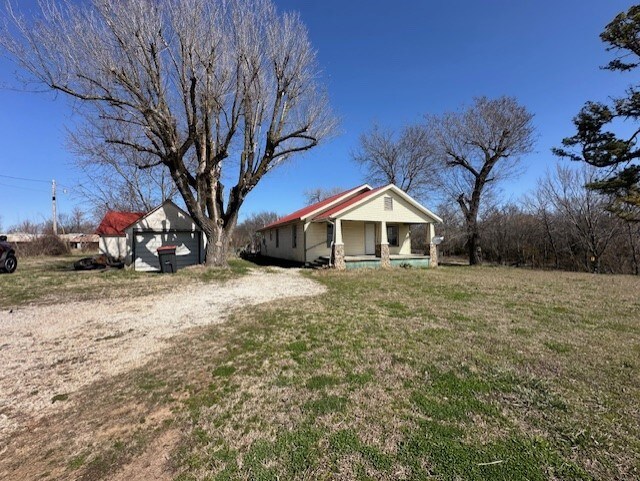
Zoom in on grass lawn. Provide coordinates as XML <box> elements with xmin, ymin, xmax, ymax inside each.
<box><xmin>0</xmin><ymin>254</ymin><xmax>253</xmax><ymax>308</ymax></box>
<box><xmin>5</xmin><ymin>265</ymin><xmax>639</xmax><ymax>480</ymax></box>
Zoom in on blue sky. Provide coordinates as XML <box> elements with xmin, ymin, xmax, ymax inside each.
<box><xmin>0</xmin><ymin>0</ymin><xmax>635</xmax><ymax>228</ymax></box>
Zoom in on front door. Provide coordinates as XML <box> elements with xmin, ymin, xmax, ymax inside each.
<box><xmin>365</xmin><ymin>223</ymin><xmax>375</xmax><ymax>255</ymax></box>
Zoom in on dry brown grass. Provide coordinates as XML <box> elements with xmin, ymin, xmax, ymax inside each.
<box><xmin>0</xmin><ymin>255</ymin><xmax>253</xmax><ymax>309</ymax></box>
<box><xmin>1</xmin><ymin>265</ymin><xmax>638</xmax><ymax>480</ymax></box>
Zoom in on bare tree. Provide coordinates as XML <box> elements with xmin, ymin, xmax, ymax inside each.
<box><xmin>430</xmin><ymin>96</ymin><xmax>535</xmax><ymax>265</ymax></box>
<box><xmin>538</xmin><ymin>165</ymin><xmax>620</xmax><ymax>273</ymax></box>
<box><xmin>233</xmin><ymin>211</ymin><xmax>279</xmax><ymax>253</ymax></box>
<box><xmin>1</xmin><ymin>0</ymin><xmax>335</xmax><ymax>266</ymax></box>
<box><xmin>303</xmin><ymin>186</ymin><xmax>344</xmax><ymax>205</ymax></box>
<box><xmin>352</xmin><ymin>124</ymin><xmax>436</xmax><ymax>200</ymax></box>
<box><xmin>68</xmin><ymin>126</ymin><xmax>177</xmax><ymax>215</ymax></box>
<box><xmin>8</xmin><ymin>219</ymin><xmax>40</xmax><ymax>235</ymax></box>
<box><xmin>59</xmin><ymin>206</ymin><xmax>95</xmax><ymax>234</ymax></box>
<box><xmin>525</xmin><ymin>190</ymin><xmax>562</xmax><ymax>269</ymax></box>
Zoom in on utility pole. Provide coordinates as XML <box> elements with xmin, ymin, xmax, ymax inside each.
<box><xmin>52</xmin><ymin>179</ymin><xmax>57</xmax><ymax>235</ymax></box>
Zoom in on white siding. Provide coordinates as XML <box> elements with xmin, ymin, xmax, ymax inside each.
<box><xmin>128</xmin><ymin>202</ymin><xmax>199</xmax><ymax>232</ymax></box>
<box><xmin>99</xmin><ymin>236</ymin><xmax>129</xmax><ymax>262</ymax></box>
<box><xmin>303</xmin><ymin>220</ymin><xmax>411</xmax><ymax>258</ymax></box>
<box><xmin>305</xmin><ymin>221</ymin><xmax>331</xmax><ymax>261</ymax></box>
<box><xmin>342</xmin><ymin>221</ymin><xmax>365</xmax><ymax>256</ymax></box>
<box><xmin>340</xmin><ymin>190</ymin><xmax>435</xmax><ymax>223</ymax></box>
<box><xmin>388</xmin><ymin>223</ymin><xmax>411</xmax><ymax>255</ymax></box>
<box><xmin>261</xmin><ymin>222</ymin><xmax>305</xmax><ymax>262</ymax></box>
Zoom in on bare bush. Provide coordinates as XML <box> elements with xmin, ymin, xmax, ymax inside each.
<box><xmin>16</xmin><ymin>235</ymin><xmax>70</xmax><ymax>257</ymax></box>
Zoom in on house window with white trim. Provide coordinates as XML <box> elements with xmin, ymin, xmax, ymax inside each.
<box><xmin>384</xmin><ymin>196</ymin><xmax>393</xmax><ymax>211</ymax></box>
<box><xmin>326</xmin><ymin>223</ymin><xmax>334</xmax><ymax>247</ymax></box>
<box><xmin>387</xmin><ymin>225</ymin><xmax>399</xmax><ymax>247</ymax></box>
<box><xmin>292</xmin><ymin>224</ymin><xmax>297</xmax><ymax>248</ymax></box>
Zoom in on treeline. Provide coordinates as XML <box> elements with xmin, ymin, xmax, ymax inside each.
<box><xmin>5</xmin><ymin>207</ymin><xmax>95</xmax><ymax>235</ymax></box>
<box><xmin>417</xmin><ymin>165</ymin><xmax>639</xmax><ymax>275</ymax></box>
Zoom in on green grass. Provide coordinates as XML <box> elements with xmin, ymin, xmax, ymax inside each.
<box><xmin>164</xmin><ymin>267</ymin><xmax>639</xmax><ymax>480</ymax></box>
<box><xmin>0</xmin><ymin>255</ymin><xmax>255</xmax><ymax>308</ymax></box>
<box><xmin>7</xmin><ymin>265</ymin><xmax>640</xmax><ymax>480</ymax></box>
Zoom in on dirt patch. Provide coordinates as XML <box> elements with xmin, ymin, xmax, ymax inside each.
<box><xmin>109</xmin><ymin>429</ymin><xmax>180</xmax><ymax>481</ymax></box>
<box><xmin>0</xmin><ymin>268</ymin><xmax>325</xmax><ymax>443</ymax></box>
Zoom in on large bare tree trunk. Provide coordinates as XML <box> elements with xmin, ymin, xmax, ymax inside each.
<box><xmin>467</xmin><ymin>223</ymin><xmax>480</xmax><ymax>265</ymax></box>
<box><xmin>205</xmin><ymin>224</ymin><xmax>234</xmax><ymax>267</ymax></box>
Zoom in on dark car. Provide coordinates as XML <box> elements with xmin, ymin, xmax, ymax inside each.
<box><xmin>0</xmin><ymin>235</ymin><xmax>17</xmax><ymax>273</ymax></box>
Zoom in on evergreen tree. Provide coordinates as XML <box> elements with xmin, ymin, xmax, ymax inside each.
<box><xmin>554</xmin><ymin>5</ymin><xmax>640</xmax><ymax>221</ymax></box>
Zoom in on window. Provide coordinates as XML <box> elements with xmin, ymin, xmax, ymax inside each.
<box><xmin>387</xmin><ymin>225</ymin><xmax>399</xmax><ymax>247</ymax></box>
<box><xmin>292</xmin><ymin>224</ymin><xmax>297</xmax><ymax>248</ymax></box>
<box><xmin>269</xmin><ymin>230</ymin><xmax>272</xmax><ymax>241</ymax></box>
<box><xmin>326</xmin><ymin>223</ymin><xmax>334</xmax><ymax>247</ymax></box>
<box><xmin>276</xmin><ymin>228</ymin><xmax>280</xmax><ymax>248</ymax></box>
<box><xmin>384</xmin><ymin>196</ymin><xmax>393</xmax><ymax>211</ymax></box>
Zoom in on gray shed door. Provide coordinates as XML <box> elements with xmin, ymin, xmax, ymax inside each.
<box><xmin>134</xmin><ymin>231</ymin><xmax>201</xmax><ymax>271</ymax></box>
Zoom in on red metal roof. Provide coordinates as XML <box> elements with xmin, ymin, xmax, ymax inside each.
<box><xmin>313</xmin><ymin>187</ymin><xmax>384</xmax><ymax>220</ymax></box>
<box><xmin>95</xmin><ymin>211</ymin><xmax>145</xmax><ymax>237</ymax></box>
<box><xmin>259</xmin><ymin>185</ymin><xmax>371</xmax><ymax>230</ymax></box>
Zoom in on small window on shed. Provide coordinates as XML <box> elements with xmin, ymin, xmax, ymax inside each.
<box><xmin>276</xmin><ymin>228</ymin><xmax>280</xmax><ymax>248</ymax></box>
<box><xmin>292</xmin><ymin>224</ymin><xmax>297</xmax><ymax>248</ymax></box>
<box><xmin>384</xmin><ymin>196</ymin><xmax>393</xmax><ymax>211</ymax></box>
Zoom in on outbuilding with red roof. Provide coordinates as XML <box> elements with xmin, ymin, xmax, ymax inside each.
<box><xmin>96</xmin><ymin>200</ymin><xmax>204</xmax><ymax>270</ymax></box>
<box><xmin>96</xmin><ymin>211</ymin><xmax>145</xmax><ymax>261</ymax></box>
<box><xmin>258</xmin><ymin>184</ymin><xmax>442</xmax><ymax>270</ymax></box>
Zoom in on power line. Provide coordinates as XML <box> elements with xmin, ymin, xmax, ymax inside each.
<box><xmin>0</xmin><ymin>181</ymin><xmax>49</xmax><ymax>193</ymax></box>
<box><xmin>0</xmin><ymin>174</ymin><xmax>51</xmax><ymax>184</ymax></box>
<box><xmin>0</xmin><ymin>174</ymin><xmax>74</xmax><ymax>191</ymax></box>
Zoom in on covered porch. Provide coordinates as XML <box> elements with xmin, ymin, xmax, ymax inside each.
<box><xmin>326</xmin><ymin>218</ymin><xmax>438</xmax><ymax>270</ymax></box>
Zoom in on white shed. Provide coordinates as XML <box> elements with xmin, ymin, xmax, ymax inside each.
<box><xmin>96</xmin><ymin>211</ymin><xmax>145</xmax><ymax>261</ymax></box>
<box><xmin>124</xmin><ymin>200</ymin><xmax>204</xmax><ymax>271</ymax></box>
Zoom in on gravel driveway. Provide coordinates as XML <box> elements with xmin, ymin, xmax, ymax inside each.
<box><xmin>0</xmin><ymin>267</ymin><xmax>324</xmax><ymax>443</ymax></box>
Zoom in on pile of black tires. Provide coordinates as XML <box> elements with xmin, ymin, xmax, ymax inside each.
<box><xmin>73</xmin><ymin>254</ymin><xmax>124</xmax><ymax>270</ymax></box>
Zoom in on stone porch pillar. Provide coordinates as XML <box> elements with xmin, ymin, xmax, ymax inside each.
<box><xmin>428</xmin><ymin>223</ymin><xmax>438</xmax><ymax>267</ymax></box>
<box><xmin>376</xmin><ymin>220</ymin><xmax>391</xmax><ymax>268</ymax></box>
<box><xmin>332</xmin><ymin>219</ymin><xmax>346</xmax><ymax>270</ymax></box>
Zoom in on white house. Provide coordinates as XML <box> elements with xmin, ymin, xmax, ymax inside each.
<box><xmin>258</xmin><ymin>184</ymin><xmax>442</xmax><ymax>269</ymax></box>
<box><xmin>96</xmin><ymin>200</ymin><xmax>204</xmax><ymax>271</ymax></box>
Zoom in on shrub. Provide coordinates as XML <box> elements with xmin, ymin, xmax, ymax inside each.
<box><xmin>16</xmin><ymin>235</ymin><xmax>70</xmax><ymax>257</ymax></box>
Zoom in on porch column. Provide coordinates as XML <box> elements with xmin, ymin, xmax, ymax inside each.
<box><xmin>332</xmin><ymin>219</ymin><xmax>346</xmax><ymax>270</ymax></box>
<box><xmin>376</xmin><ymin>220</ymin><xmax>391</xmax><ymax>268</ymax></box>
<box><xmin>428</xmin><ymin>223</ymin><xmax>438</xmax><ymax>267</ymax></box>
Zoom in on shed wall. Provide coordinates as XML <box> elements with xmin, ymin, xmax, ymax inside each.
<box><xmin>128</xmin><ymin>202</ymin><xmax>199</xmax><ymax>231</ymax></box>
<box><xmin>99</xmin><ymin>236</ymin><xmax>129</xmax><ymax>262</ymax></box>
<box><xmin>125</xmin><ymin>201</ymin><xmax>204</xmax><ymax>269</ymax></box>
